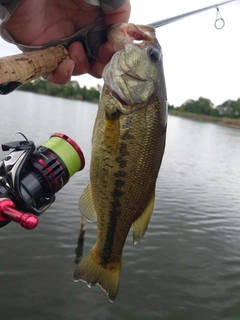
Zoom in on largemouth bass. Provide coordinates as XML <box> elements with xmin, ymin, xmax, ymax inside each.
<box><xmin>74</xmin><ymin>23</ymin><xmax>167</xmax><ymax>301</ymax></box>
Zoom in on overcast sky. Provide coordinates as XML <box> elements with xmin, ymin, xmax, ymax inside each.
<box><xmin>0</xmin><ymin>0</ymin><xmax>239</xmax><ymax>106</ymax></box>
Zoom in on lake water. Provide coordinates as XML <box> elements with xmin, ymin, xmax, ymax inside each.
<box><xmin>0</xmin><ymin>91</ymin><xmax>240</xmax><ymax>320</ymax></box>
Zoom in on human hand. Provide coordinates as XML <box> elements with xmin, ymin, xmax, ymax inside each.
<box><xmin>5</xmin><ymin>0</ymin><xmax>131</xmax><ymax>84</ymax></box>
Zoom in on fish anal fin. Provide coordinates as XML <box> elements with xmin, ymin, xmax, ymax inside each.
<box><xmin>73</xmin><ymin>246</ymin><xmax>121</xmax><ymax>302</ymax></box>
<box><xmin>132</xmin><ymin>190</ymin><xmax>155</xmax><ymax>245</ymax></box>
<box><xmin>78</xmin><ymin>182</ymin><xmax>97</xmax><ymax>222</ymax></box>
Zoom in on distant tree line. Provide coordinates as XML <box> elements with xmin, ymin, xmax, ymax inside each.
<box><xmin>170</xmin><ymin>97</ymin><xmax>240</xmax><ymax>118</ymax></box>
<box><xmin>19</xmin><ymin>80</ymin><xmax>240</xmax><ymax>119</ymax></box>
<box><xmin>18</xmin><ymin>78</ymin><xmax>101</xmax><ymax>102</ymax></box>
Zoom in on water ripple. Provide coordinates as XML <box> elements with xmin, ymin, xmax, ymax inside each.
<box><xmin>1</xmin><ymin>94</ymin><xmax>240</xmax><ymax>319</ymax></box>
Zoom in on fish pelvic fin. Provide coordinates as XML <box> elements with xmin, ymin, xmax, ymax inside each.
<box><xmin>132</xmin><ymin>190</ymin><xmax>155</xmax><ymax>245</ymax></box>
<box><xmin>73</xmin><ymin>246</ymin><xmax>121</xmax><ymax>302</ymax></box>
<box><xmin>78</xmin><ymin>182</ymin><xmax>97</xmax><ymax>222</ymax></box>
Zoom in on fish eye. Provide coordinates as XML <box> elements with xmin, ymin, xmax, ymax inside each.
<box><xmin>147</xmin><ymin>47</ymin><xmax>160</xmax><ymax>63</ymax></box>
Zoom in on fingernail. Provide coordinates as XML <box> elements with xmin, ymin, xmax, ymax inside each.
<box><xmin>67</xmin><ymin>65</ymin><xmax>75</xmax><ymax>77</ymax></box>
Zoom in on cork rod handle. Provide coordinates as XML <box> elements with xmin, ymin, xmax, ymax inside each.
<box><xmin>0</xmin><ymin>45</ymin><xmax>69</xmax><ymax>94</ymax></box>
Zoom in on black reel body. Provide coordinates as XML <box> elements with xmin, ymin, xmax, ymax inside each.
<box><xmin>0</xmin><ymin>133</ymin><xmax>84</xmax><ymax>229</ymax></box>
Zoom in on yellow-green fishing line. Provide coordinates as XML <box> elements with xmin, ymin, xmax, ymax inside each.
<box><xmin>42</xmin><ymin>136</ymin><xmax>81</xmax><ymax>177</ymax></box>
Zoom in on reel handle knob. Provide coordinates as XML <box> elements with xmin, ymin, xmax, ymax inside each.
<box><xmin>0</xmin><ymin>198</ymin><xmax>38</xmax><ymax>229</ymax></box>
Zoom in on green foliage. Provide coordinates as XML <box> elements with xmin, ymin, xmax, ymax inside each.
<box><xmin>171</xmin><ymin>96</ymin><xmax>240</xmax><ymax>119</ymax></box>
<box><xmin>19</xmin><ymin>81</ymin><xmax>240</xmax><ymax>120</ymax></box>
<box><xmin>179</xmin><ymin>97</ymin><xmax>217</xmax><ymax>116</ymax></box>
<box><xmin>18</xmin><ymin>79</ymin><xmax>101</xmax><ymax>102</ymax></box>
<box><xmin>216</xmin><ymin>99</ymin><xmax>240</xmax><ymax>118</ymax></box>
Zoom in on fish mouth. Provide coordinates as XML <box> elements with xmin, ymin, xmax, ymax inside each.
<box><xmin>110</xmin><ymin>86</ymin><xmax>150</xmax><ymax>114</ymax></box>
<box><xmin>103</xmin><ymin>44</ymin><xmax>150</xmax><ymax>108</ymax></box>
<box><xmin>110</xmin><ymin>74</ymin><xmax>146</xmax><ymax>107</ymax></box>
<box><xmin>110</xmin><ymin>60</ymin><xmax>147</xmax><ymax>106</ymax></box>
<box><xmin>104</xmin><ymin>68</ymin><xmax>142</xmax><ymax>107</ymax></box>
<box><xmin>111</xmin><ymin>91</ymin><xmax>129</xmax><ymax>106</ymax></box>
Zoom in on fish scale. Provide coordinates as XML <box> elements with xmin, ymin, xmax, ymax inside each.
<box><xmin>74</xmin><ymin>23</ymin><xmax>167</xmax><ymax>301</ymax></box>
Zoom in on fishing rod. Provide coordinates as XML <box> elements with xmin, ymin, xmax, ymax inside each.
<box><xmin>149</xmin><ymin>0</ymin><xmax>237</xmax><ymax>29</ymax></box>
<box><xmin>0</xmin><ymin>0</ymin><xmax>238</xmax><ymax>95</ymax></box>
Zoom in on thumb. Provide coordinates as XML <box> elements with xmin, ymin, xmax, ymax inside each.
<box><xmin>102</xmin><ymin>0</ymin><xmax>131</xmax><ymax>27</ymax></box>
<box><xmin>97</xmin><ymin>0</ymin><xmax>131</xmax><ymax>62</ymax></box>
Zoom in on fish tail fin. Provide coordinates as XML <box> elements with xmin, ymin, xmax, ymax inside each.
<box><xmin>73</xmin><ymin>246</ymin><xmax>121</xmax><ymax>302</ymax></box>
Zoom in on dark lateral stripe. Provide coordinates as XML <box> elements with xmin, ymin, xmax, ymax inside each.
<box><xmin>101</xmin><ymin>141</ymin><xmax>129</xmax><ymax>263</ymax></box>
<box><xmin>100</xmin><ymin>176</ymin><xmax>125</xmax><ymax>264</ymax></box>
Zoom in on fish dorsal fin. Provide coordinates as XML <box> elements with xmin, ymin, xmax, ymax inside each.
<box><xmin>132</xmin><ymin>190</ymin><xmax>155</xmax><ymax>244</ymax></box>
<box><xmin>78</xmin><ymin>182</ymin><xmax>97</xmax><ymax>222</ymax></box>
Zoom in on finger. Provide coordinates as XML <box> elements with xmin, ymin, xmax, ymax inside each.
<box><xmin>68</xmin><ymin>42</ymin><xmax>90</xmax><ymax>76</ymax></box>
<box><xmin>89</xmin><ymin>60</ymin><xmax>107</xmax><ymax>78</ymax></box>
<box><xmin>46</xmin><ymin>42</ymin><xmax>90</xmax><ymax>84</ymax></box>
<box><xmin>97</xmin><ymin>0</ymin><xmax>131</xmax><ymax>63</ymax></box>
<box><xmin>46</xmin><ymin>59</ymin><xmax>75</xmax><ymax>85</ymax></box>
<box><xmin>103</xmin><ymin>0</ymin><xmax>131</xmax><ymax>27</ymax></box>
<box><xmin>98</xmin><ymin>41</ymin><xmax>115</xmax><ymax>63</ymax></box>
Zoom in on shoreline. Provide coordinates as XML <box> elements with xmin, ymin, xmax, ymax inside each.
<box><xmin>169</xmin><ymin>110</ymin><xmax>240</xmax><ymax>129</ymax></box>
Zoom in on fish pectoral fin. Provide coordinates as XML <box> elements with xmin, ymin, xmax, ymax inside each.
<box><xmin>73</xmin><ymin>246</ymin><xmax>121</xmax><ymax>302</ymax></box>
<box><xmin>132</xmin><ymin>190</ymin><xmax>155</xmax><ymax>244</ymax></box>
<box><xmin>78</xmin><ymin>182</ymin><xmax>97</xmax><ymax>222</ymax></box>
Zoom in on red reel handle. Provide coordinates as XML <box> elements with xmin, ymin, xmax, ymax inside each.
<box><xmin>0</xmin><ymin>199</ymin><xmax>38</xmax><ymax>229</ymax></box>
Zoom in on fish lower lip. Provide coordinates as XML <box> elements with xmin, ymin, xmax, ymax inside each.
<box><xmin>112</xmin><ymin>91</ymin><xmax>128</xmax><ymax>106</ymax></box>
